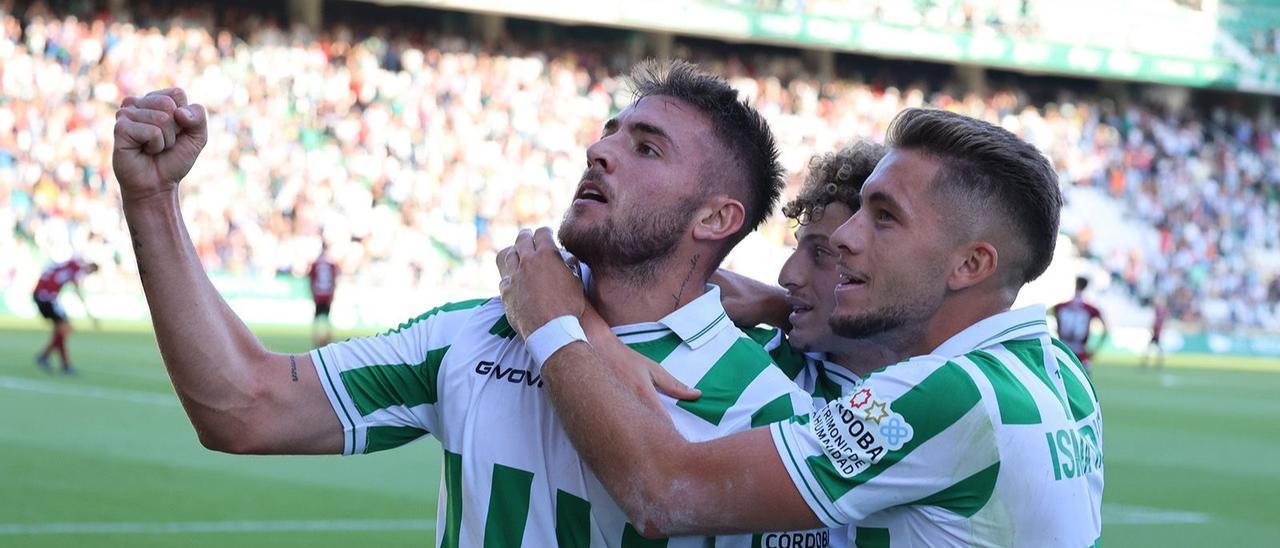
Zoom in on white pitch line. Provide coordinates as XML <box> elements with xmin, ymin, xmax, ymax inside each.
<box><xmin>0</xmin><ymin>375</ymin><xmax>177</xmax><ymax>407</ymax></box>
<box><xmin>1103</xmin><ymin>503</ymin><xmax>1212</xmax><ymax>525</ymax></box>
<box><xmin>0</xmin><ymin>519</ymin><xmax>435</xmax><ymax>535</ymax></box>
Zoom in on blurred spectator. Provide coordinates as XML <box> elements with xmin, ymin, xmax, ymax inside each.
<box><xmin>1</xmin><ymin>0</ymin><xmax>1277</xmax><ymax>331</ymax></box>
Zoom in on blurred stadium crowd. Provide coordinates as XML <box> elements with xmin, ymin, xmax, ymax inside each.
<box><xmin>2</xmin><ymin>0</ymin><xmax>1277</xmax><ymax>330</ymax></box>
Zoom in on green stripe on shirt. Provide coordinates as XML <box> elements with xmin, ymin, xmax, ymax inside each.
<box><xmin>622</xmin><ymin>523</ymin><xmax>668</xmax><ymax>547</ymax></box>
<box><xmin>806</xmin><ymin>361</ymin><xmax>983</xmax><ymax>501</ymax></box>
<box><xmin>339</xmin><ymin>346</ymin><xmax>449</xmax><ymax>414</ymax></box>
<box><xmin>489</xmin><ymin>314</ymin><xmax>517</xmax><ymax>339</ymax></box>
<box><xmin>678</xmin><ymin>338</ymin><xmax>774</xmax><ymax>426</ymax></box>
<box><xmin>1051</xmin><ymin>338</ymin><xmax>1099</xmax><ymax>398</ymax></box>
<box><xmin>854</xmin><ymin>527</ymin><xmax>890</xmax><ymax>547</ymax></box>
<box><xmin>750</xmin><ymin>394</ymin><xmax>795</xmax><ymax>428</ymax></box>
<box><xmin>813</xmin><ymin>363</ymin><xmax>849</xmax><ymax>404</ymax></box>
<box><xmin>484</xmin><ymin>464</ymin><xmax>535</xmax><ymax>547</ymax></box>
<box><xmin>1003</xmin><ymin>339</ymin><xmax>1069</xmax><ymax>414</ymax></box>
<box><xmin>365</xmin><ymin>425</ymin><xmax>428</xmax><ymax>453</ymax></box>
<box><xmin>904</xmin><ymin>461</ymin><xmax>1000</xmax><ymax>517</ymax></box>
<box><xmin>1060</xmin><ymin>364</ymin><xmax>1097</xmax><ymax>421</ymax></box>
<box><xmin>969</xmin><ymin>350</ymin><xmax>1041</xmax><ymax>425</ymax></box>
<box><xmin>625</xmin><ymin>333</ymin><xmax>683</xmax><ymax>364</ymax></box>
<box><xmin>744</xmin><ymin>327</ymin><xmax>807</xmax><ymax>380</ymax></box>
<box><xmin>441</xmin><ymin>450</ymin><xmax>464</xmax><ymax>548</ymax></box>
<box><xmin>555</xmin><ymin>490</ymin><xmax>591</xmax><ymax>548</ymax></box>
<box><xmin>381</xmin><ymin>298</ymin><xmax>488</xmax><ymax>336</ymax></box>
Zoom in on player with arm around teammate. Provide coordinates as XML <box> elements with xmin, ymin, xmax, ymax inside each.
<box><xmin>112</xmin><ymin>61</ymin><xmax>830</xmax><ymax>546</ymax></box>
<box><xmin>716</xmin><ymin>140</ymin><xmax>906</xmax><ymax>547</ymax></box>
<box><xmin>498</xmin><ymin>108</ymin><xmax>1104</xmax><ymax>546</ymax></box>
<box><xmin>719</xmin><ymin>141</ymin><xmax>904</xmax><ymax>399</ymax></box>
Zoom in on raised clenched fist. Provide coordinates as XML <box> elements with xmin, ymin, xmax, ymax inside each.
<box><xmin>112</xmin><ymin>88</ymin><xmax>208</xmax><ymax>203</ymax></box>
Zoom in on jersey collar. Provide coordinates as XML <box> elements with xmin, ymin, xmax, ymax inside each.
<box><xmin>655</xmin><ymin>284</ymin><xmax>731</xmax><ymax>350</ymax></box>
<box><xmin>930</xmin><ymin>305</ymin><xmax>1050</xmax><ymax>358</ymax></box>
<box><xmin>811</xmin><ymin>353</ymin><xmax>863</xmax><ymax>391</ymax></box>
<box><xmin>575</xmin><ymin>252</ymin><xmax>729</xmax><ymax>350</ymax></box>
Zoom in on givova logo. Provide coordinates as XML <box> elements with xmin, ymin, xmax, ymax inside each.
<box><xmin>812</xmin><ymin>387</ymin><xmax>914</xmax><ymax>479</ymax></box>
<box><xmin>474</xmin><ymin>360</ymin><xmax>544</xmax><ymax>388</ymax></box>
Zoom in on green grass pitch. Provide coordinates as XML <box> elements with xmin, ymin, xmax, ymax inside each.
<box><xmin>1</xmin><ymin>320</ymin><xmax>1277</xmax><ymax>546</ymax></box>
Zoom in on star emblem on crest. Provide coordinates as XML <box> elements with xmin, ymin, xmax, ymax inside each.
<box><xmin>863</xmin><ymin>401</ymin><xmax>890</xmax><ymax>424</ymax></box>
<box><xmin>848</xmin><ymin>388</ymin><xmax>873</xmax><ymax>409</ymax></box>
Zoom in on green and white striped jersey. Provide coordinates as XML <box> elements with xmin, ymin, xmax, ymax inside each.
<box><xmin>770</xmin><ymin>306</ymin><xmax>1104</xmax><ymax>547</ymax></box>
<box><xmin>747</xmin><ymin>327</ymin><xmax>865</xmax><ymax>410</ymax></box>
<box><xmin>747</xmin><ymin>327</ymin><xmax>864</xmax><ymax>548</ymax></box>
<box><xmin>311</xmin><ymin>284</ymin><xmax>816</xmax><ymax>547</ymax></box>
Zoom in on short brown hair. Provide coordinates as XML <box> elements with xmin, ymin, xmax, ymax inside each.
<box><xmin>885</xmin><ymin>108</ymin><xmax>1062</xmax><ymax>284</ymax></box>
<box><xmin>782</xmin><ymin>141</ymin><xmax>886</xmax><ymax>225</ymax></box>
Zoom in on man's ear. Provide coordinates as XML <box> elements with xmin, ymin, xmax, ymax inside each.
<box><xmin>947</xmin><ymin>240</ymin><xmax>999</xmax><ymax>291</ymax></box>
<box><xmin>691</xmin><ymin>195</ymin><xmax>746</xmax><ymax>244</ymax></box>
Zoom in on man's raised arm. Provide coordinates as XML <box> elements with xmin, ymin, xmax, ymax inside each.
<box><xmin>114</xmin><ymin>88</ymin><xmax>340</xmax><ymax>455</ymax></box>
<box><xmin>498</xmin><ymin>228</ymin><xmax>821</xmax><ymax>537</ymax></box>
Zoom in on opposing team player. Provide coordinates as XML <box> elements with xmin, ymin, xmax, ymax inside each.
<box><xmin>498</xmin><ymin>108</ymin><xmax>1103</xmax><ymax>546</ymax></box>
<box><xmin>112</xmin><ymin>61</ymin><xmax>827</xmax><ymax>546</ymax></box>
<box><xmin>1140</xmin><ymin>296</ymin><xmax>1168</xmax><ymax>370</ymax></box>
<box><xmin>33</xmin><ymin>258</ymin><xmax>100</xmax><ymax>374</ymax></box>
<box><xmin>1051</xmin><ymin>276</ymin><xmax>1109</xmax><ymax>372</ymax></box>
<box><xmin>307</xmin><ymin>245</ymin><xmax>339</xmax><ymax>346</ymax></box>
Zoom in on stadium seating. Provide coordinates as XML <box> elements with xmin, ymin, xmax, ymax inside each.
<box><xmin>1</xmin><ymin>0</ymin><xmax>1276</xmax><ymax>330</ymax></box>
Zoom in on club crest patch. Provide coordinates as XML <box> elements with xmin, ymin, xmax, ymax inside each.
<box><xmin>810</xmin><ymin>387</ymin><xmax>914</xmax><ymax>478</ymax></box>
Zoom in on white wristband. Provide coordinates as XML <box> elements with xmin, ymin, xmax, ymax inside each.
<box><xmin>526</xmin><ymin>315</ymin><xmax>588</xmax><ymax>367</ymax></box>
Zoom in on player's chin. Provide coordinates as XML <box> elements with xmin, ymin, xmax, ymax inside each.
<box><xmin>785</xmin><ymin>329</ymin><xmax>817</xmax><ymax>353</ymax></box>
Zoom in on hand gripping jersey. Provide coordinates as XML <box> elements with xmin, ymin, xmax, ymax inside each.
<box><xmin>770</xmin><ymin>306</ymin><xmax>1104</xmax><ymax>547</ymax></box>
<box><xmin>310</xmin><ymin>285</ymin><xmax>821</xmax><ymax>547</ymax></box>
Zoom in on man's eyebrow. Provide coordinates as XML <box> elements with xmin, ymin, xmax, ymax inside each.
<box><xmin>863</xmin><ymin>189</ymin><xmax>905</xmax><ymax>213</ymax></box>
<box><xmin>632</xmin><ymin>121</ymin><xmax>677</xmax><ymax>151</ymax></box>
<box><xmin>798</xmin><ymin>233</ymin><xmax>830</xmax><ymax>244</ymax></box>
<box><xmin>602</xmin><ymin>118</ymin><xmax>619</xmax><ymax>135</ymax></box>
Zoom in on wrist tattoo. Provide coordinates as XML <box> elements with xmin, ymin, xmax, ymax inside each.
<box><xmin>129</xmin><ymin>226</ymin><xmax>146</xmax><ymax>278</ymax></box>
<box><xmin>290</xmin><ymin>355</ymin><xmax>299</xmax><ymax>382</ymax></box>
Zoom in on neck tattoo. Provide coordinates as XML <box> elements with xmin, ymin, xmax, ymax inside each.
<box><xmin>673</xmin><ymin>254</ymin><xmax>701</xmax><ymax>310</ymax></box>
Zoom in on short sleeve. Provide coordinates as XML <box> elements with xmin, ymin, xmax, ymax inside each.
<box><xmin>770</xmin><ymin>357</ymin><xmax>999</xmax><ymax>526</ymax></box>
<box><xmin>311</xmin><ymin>298</ymin><xmax>490</xmax><ymax>454</ymax></box>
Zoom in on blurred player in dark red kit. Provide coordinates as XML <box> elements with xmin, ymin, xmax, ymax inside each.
<box><xmin>307</xmin><ymin>245</ymin><xmax>339</xmax><ymax>346</ymax></box>
<box><xmin>1051</xmin><ymin>275</ymin><xmax>1109</xmax><ymax>372</ymax></box>
<box><xmin>1141</xmin><ymin>296</ymin><xmax>1168</xmax><ymax>370</ymax></box>
<box><xmin>33</xmin><ymin>258</ymin><xmax>100</xmax><ymax>374</ymax></box>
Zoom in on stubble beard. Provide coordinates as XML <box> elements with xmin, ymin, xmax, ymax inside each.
<box><xmin>829</xmin><ymin>307</ymin><xmax>911</xmax><ymax>341</ymax></box>
<box><xmin>557</xmin><ymin>195</ymin><xmax>699</xmax><ymax>284</ymax></box>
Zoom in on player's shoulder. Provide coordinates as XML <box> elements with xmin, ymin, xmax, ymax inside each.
<box><xmin>860</xmin><ymin>353</ymin><xmax>979</xmax><ymax>402</ymax></box>
<box><xmin>673</xmin><ymin>324</ymin><xmax>807</xmax><ymax>434</ymax></box>
<box><xmin>741</xmin><ymin>324</ymin><xmax>783</xmax><ymax>346</ymax></box>
<box><xmin>701</xmin><ymin>324</ymin><xmax>805</xmax><ymax>392</ymax></box>
<box><xmin>380</xmin><ymin>297</ymin><xmax>501</xmax><ymax>337</ymax></box>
